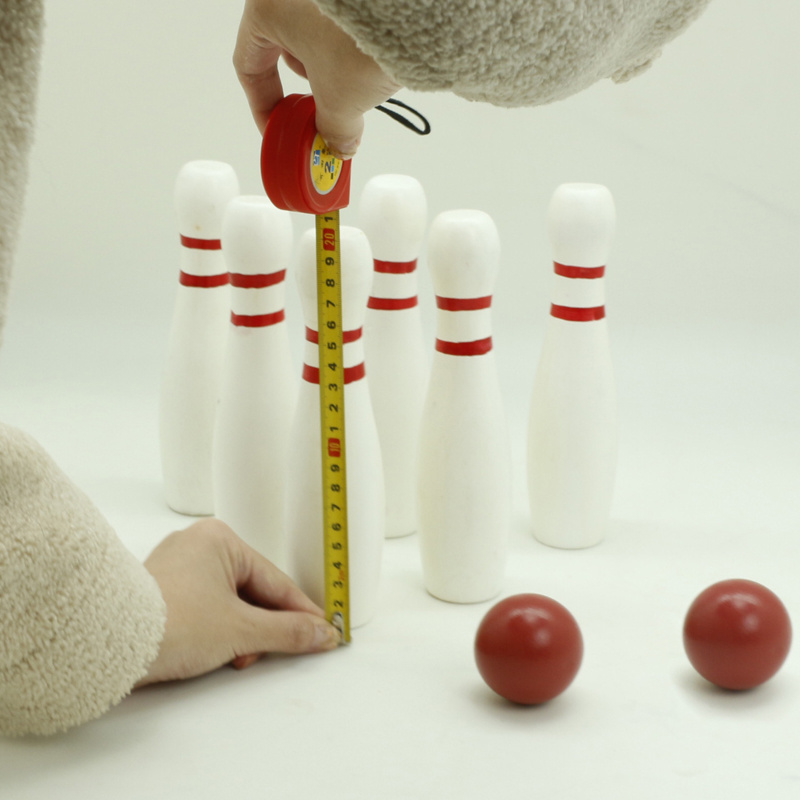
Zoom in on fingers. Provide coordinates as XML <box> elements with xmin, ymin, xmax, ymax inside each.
<box><xmin>234</xmin><ymin>12</ymin><xmax>285</xmax><ymax>134</ymax></box>
<box><xmin>311</xmin><ymin>96</ymin><xmax>365</xmax><ymax>161</ymax></box>
<box><xmin>140</xmin><ymin>518</ymin><xmax>341</xmax><ymax>688</ymax></box>
<box><xmin>281</xmin><ymin>51</ymin><xmax>308</xmax><ymax>80</ymax></box>
<box><xmin>303</xmin><ymin>33</ymin><xmax>400</xmax><ymax>160</ymax></box>
<box><xmin>237</xmin><ymin>607</ymin><xmax>341</xmax><ymax>656</ymax></box>
<box><xmin>234</xmin><ymin>0</ymin><xmax>402</xmax><ymax>157</ymax></box>
<box><xmin>231</xmin><ymin>654</ymin><xmax>259</xmax><ymax>670</ymax></box>
<box><xmin>229</xmin><ymin>535</ymin><xmax>327</xmax><ymax>619</ymax></box>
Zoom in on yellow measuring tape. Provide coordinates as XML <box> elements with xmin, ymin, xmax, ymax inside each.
<box><xmin>315</xmin><ymin>210</ymin><xmax>351</xmax><ymax>643</ymax></box>
<box><xmin>260</xmin><ymin>98</ymin><xmax>353</xmax><ymax>643</ymax></box>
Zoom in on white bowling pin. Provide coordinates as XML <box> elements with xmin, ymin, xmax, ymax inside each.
<box><xmin>285</xmin><ymin>227</ymin><xmax>385</xmax><ymax>628</ymax></box>
<box><xmin>212</xmin><ymin>195</ymin><xmax>295</xmax><ymax>567</ymax></box>
<box><xmin>417</xmin><ymin>210</ymin><xmax>511</xmax><ymax>604</ymax></box>
<box><xmin>527</xmin><ymin>183</ymin><xmax>617</xmax><ymax>549</ymax></box>
<box><xmin>160</xmin><ymin>160</ymin><xmax>239</xmax><ymax>515</ymax></box>
<box><xmin>360</xmin><ymin>175</ymin><xmax>428</xmax><ymax>539</ymax></box>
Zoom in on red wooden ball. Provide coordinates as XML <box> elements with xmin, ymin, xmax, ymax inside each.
<box><xmin>683</xmin><ymin>579</ymin><xmax>792</xmax><ymax>690</ymax></box>
<box><xmin>474</xmin><ymin>593</ymin><xmax>583</xmax><ymax>704</ymax></box>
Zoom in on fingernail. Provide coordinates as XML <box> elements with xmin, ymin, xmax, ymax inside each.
<box><xmin>313</xmin><ymin>623</ymin><xmax>342</xmax><ymax>650</ymax></box>
<box><xmin>330</xmin><ymin>140</ymin><xmax>358</xmax><ymax>161</ymax></box>
<box><xmin>231</xmin><ymin>654</ymin><xmax>258</xmax><ymax>670</ymax></box>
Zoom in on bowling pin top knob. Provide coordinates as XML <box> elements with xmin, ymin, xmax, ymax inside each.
<box><xmin>427</xmin><ymin>210</ymin><xmax>501</xmax><ymax>299</ymax></box>
<box><xmin>547</xmin><ymin>183</ymin><xmax>615</xmax><ymax>268</ymax></box>
<box><xmin>174</xmin><ymin>160</ymin><xmax>240</xmax><ymax>240</ymax></box>
<box><xmin>358</xmin><ymin>175</ymin><xmax>427</xmax><ymax>262</ymax></box>
<box><xmin>295</xmin><ymin>226</ymin><xmax>374</xmax><ymax>332</ymax></box>
<box><xmin>221</xmin><ymin>196</ymin><xmax>293</xmax><ymax>275</ymax></box>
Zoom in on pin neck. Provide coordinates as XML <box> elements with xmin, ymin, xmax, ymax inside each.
<box><xmin>230</xmin><ymin>271</ymin><xmax>286</xmax><ymax>288</ymax></box>
<box><xmin>302</xmin><ymin>363</ymin><xmax>366</xmax><ymax>385</ymax></box>
<box><xmin>553</xmin><ymin>262</ymin><xmax>605</xmax><ymax>279</ymax></box>
<box><xmin>435</xmin><ymin>336</ymin><xmax>493</xmax><ymax>356</ymax></box>
<box><xmin>305</xmin><ymin>326</ymin><xmax>363</xmax><ymax>344</ymax></box>
<box><xmin>550</xmin><ymin>304</ymin><xmax>605</xmax><ymax>322</ymax></box>
<box><xmin>180</xmin><ymin>234</ymin><xmax>222</xmax><ymax>251</ymax></box>
<box><xmin>231</xmin><ymin>310</ymin><xmax>286</xmax><ymax>327</ymax></box>
<box><xmin>436</xmin><ymin>295</ymin><xmax>492</xmax><ymax>311</ymax></box>
<box><xmin>368</xmin><ymin>296</ymin><xmax>418</xmax><ymax>310</ymax></box>
<box><xmin>374</xmin><ymin>259</ymin><xmax>417</xmax><ymax>274</ymax></box>
<box><xmin>179</xmin><ymin>271</ymin><xmax>229</xmax><ymax>287</ymax></box>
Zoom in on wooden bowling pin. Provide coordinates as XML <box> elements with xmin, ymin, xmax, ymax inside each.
<box><xmin>360</xmin><ymin>174</ymin><xmax>428</xmax><ymax>538</ymax></box>
<box><xmin>527</xmin><ymin>183</ymin><xmax>618</xmax><ymax>549</ymax></box>
<box><xmin>417</xmin><ymin>210</ymin><xmax>511</xmax><ymax>604</ymax></box>
<box><xmin>212</xmin><ymin>195</ymin><xmax>295</xmax><ymax>567</ymax></box>
<box><xmin>160</xmin><ymin>160</ymin><xmax>238</xmax><ymax>515</ymax></box>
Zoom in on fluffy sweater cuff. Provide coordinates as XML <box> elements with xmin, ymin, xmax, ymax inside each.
<box><xmin>0</xmin><ymin>424</ymin><xmax>166</xmax><ymax>737</ymax></box>
<box><xmin>312</xmin><ymin>0</ymin><xmax>711</xmax><ymax>107</ymax></box>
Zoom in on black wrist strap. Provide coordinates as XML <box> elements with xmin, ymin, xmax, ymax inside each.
<box><xmin>374</xmin><ymin>98</ymin><xmax>431</xmax><ymax>136</ymax></box>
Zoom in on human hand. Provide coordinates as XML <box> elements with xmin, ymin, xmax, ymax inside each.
<box><xmin>234</xmin><ymin>0</ymin><xmax>401</xmax><ymax>158</ymax></box>
<box><xmin>137</xmin><ymin>519</ymin><xmax>340</xmax><ymax>686</ymax></box>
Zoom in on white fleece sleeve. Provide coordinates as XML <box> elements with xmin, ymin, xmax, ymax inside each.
<box><xmin>312</xmin><ymin>0</ymin><xmax>712</xmax><ymax>107</ymax></box>
<box><xmin>0</xmin><ymin>424</ymin><xmax>166</xmax><ymax>737</ymax></box>
<box><xmin>0</xmin><ymin>0</ymin><xmax>44</xmax><ymax>349</ymax></box>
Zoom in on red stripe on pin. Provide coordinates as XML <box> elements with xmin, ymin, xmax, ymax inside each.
<box><xmin>435</xmin><ymin>337</ymin><xmax>493</xmax><ymax>356</ymax></box>
<box><xmin>230</xmin><ymin>271</ymin><xmax>286</xmax><ymax>288</ymax></box>
<box><xmin>368</xmin><ymin>296</ymin><xmax>419</xmax><ymax>310</ymax></box>
<box><xmin>180</xmin><ymin>235</ymin><xmax>222</xmax><ymax>251</ymax></box>
<box><xmin>374</xmin><ymin>259</ymin><xmax>417</xmax><ymax>274</ymax></box>
<box><xmin>302</xmin><ymin>362</ymin><xmax>366</xmax><ymax>384</ymax></box>
<box><xmin>550</xmin><ymin>304</ymin><xmax>606</xmax><ymax>322</ymax></box>
<box><xmin>231</xmin><ymin>310</ymin><xmax>286</xmax><ymax>327</ymax></box>
<box><xmin>553</xmin><ymin>262</ymin><xmax>606</xmax><ymax>279</ymax></box>
<box><xmin>305</xmin><ymin>326</ymin><xmax>363</xmax><ymax>344</ymax></box>
<box><xmin>436</xmin><ymin>295</ymin><xmax>493</xmax><ymax>311</ymax></box>
<box><xmin>179</xmin><ymin>271</ymin><xmax>230</xmax><ymax>288</ymax></box>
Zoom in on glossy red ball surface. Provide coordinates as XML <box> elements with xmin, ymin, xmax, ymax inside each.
<box><xmin>683</xmin><ymin>579</ymin><xmax>792</xmax><ymax>690</ymax></box>
<box><xmin>474</xmin><ymin>594</ymin><xmax>583</xmax><ymax>704</ymax></box>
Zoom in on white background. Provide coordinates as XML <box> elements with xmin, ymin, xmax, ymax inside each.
<box><xmin>1</xmin><ymin>1</ymin><xmax>799</xmax><ymax>797</ymax></box>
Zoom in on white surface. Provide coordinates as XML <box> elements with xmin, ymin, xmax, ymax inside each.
<box><xmin>1</xmin><ymin>0</ymin><xmax>799</xmax><ymax>797</ymax></box>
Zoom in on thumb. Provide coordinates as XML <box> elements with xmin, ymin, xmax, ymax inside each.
<box><xmin>236</xmin><ymin>605</ymin><xmax>341</xmax><ymax>656</ymax></box>
<box><xmin>312</xmin><ymin>98</ymin><xmax>365</xmax><ymax>161</ymax></box>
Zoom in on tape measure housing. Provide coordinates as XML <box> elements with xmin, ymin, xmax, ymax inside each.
<box><xmin>261</xmin><ymin>94</ymin><xmax>351</xmax><ymax>214</ymax></box>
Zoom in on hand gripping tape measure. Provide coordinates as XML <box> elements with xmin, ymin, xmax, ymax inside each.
<box><xmin>261</xmin><ymin>93</ymin><xmax>352</xmax><ymax>643</ymax></box>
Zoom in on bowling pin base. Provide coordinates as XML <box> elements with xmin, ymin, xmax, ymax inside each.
<box><xmin>532</xmin><ymin>527</ymin><xmax>606</xmax><ymax>550</ymax></box>
<box><xmin>386</xmin><ymin>526</ymin><xmax>417</xmax><ymax>540</ymax></box>
<box><xmin>424</xmin><ymin>584</ymin><xmax>503</xmax><ymax>605</ymax></box>
<box><xmin>163</xmin><ymin>480</ymin><xmax>214</xmax><ymax>516</ymax></box>
<box><xmin>165</xmin><ymin>500</ymin><xmax>214</xmax><ymax>517</ymax></box>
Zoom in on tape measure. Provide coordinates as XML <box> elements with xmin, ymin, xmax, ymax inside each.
<box><xmin>261</xmin><ymin>93</ymin><xmax>352</xmax><ymax>642</ymax></box>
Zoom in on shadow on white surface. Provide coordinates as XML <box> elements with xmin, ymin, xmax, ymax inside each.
<box><xmin>674</xmin><ymin>668</ymin><xmax>795</xmax><ymax>715</ymax></box>
<box><xmin>466</xmin><ymin>681</ymin><xmax>584</xmax><ymax>724</ymax></box>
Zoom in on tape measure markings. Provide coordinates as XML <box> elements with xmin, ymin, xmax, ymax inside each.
<box><xmin>315</xmin><ymin>210</ymin><xmax>351</xmax><ymax>643</ymax></box>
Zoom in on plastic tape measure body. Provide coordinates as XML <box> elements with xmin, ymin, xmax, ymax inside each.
<box><xmin>261</xmin><ymin>94</ymin><xmax>351</xmax><ymax>214</ymax></box>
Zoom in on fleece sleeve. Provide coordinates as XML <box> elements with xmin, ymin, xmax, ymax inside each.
<box><xmin>312</xmin><ymin>0</ymin><xmax>712</xmax><ymax>107</ymax></box>
<box><xmin>0</xmin><ymin>0</ymin><xmax>44</xmax><ymax>349</ymax></box>
<box><xmin>0</xmin><ymin>424</ymin><xmax>166</xmax><ymax>737</ymax></box>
